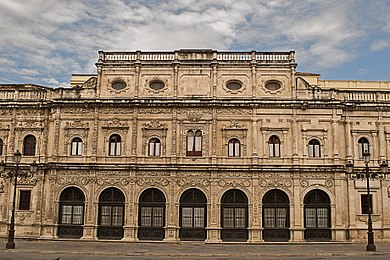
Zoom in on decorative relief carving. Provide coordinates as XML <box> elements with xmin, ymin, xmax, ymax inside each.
<box><xmin>218</xmin><ymin>179</ymin><xmax>251</xmax><ymax>187</ymax></box>
<box><xmin>143</xmin><ymin>120</ymin><xmax>167</xmax><ymax>129</ymax></box>
<box><xmin>262</xmin><ymin>172</ymin><xmax>294</xmax><ymax>178</ymax></box>
<box><xmin>58</xmin><ymin>177</ymin><xmax>94</xmax><ymax>186</ymax></box>
<box><xmin>300</xmin><ymin>172</ymin><xmax>330</xmax><ymax>179</ymax></box>
<box><xmin>98</xmin><ymin>107</ymin><xmax>134</xmax><ymax>114</ymax></box>
<box><xmin>65</xmin><ymin>119</ymin><xmax>89</xmax><ymax>129</ymax></box>
<box><xmin>16</xmin><ymin>109</ymin><xmax>43</xmax><ymax>116</ymax></box>
<box><xmin>259</xmin><ymin>179</ymin><xmax>292</xmax><ymax>187</ymax></box>
<box><xmin>0</xmin><ymin>123</ymin><xmax>10</xmax><ymax>129</ymax></box>
<box><xmin>18</xmin><ymin>177</ymin><xmax>38</xmax><ymax>186</ymax></box>
<box><xmin>16</xmin><ymin>121</ymin><xmax>44</xmax><ymax>129</ymax></box>
<box><xmin>300</xmin><ymin>180</ymin><xmax>309</xmax><ymax>187</ymax></box>
<box><xmin>217</xmin><ymin>108</ymin><xmax>252</xmax><ymax>115</ymax></box>
<box><xmin>101</xmin><ymin>118</ymin><xmax>129</xmax><ymax>130</ymax></box>
<box><xmin>140</xmin><ymin>171</ymin><xmax>171</xmax><ymax>177</ymax></box>
<box><xmin>15</xmin><ymin>211</ymin><xmax>32</xmax><ymax>221</ymax></box>
<box><xmin>96</xmin><ymin>171</ymin><xmax>129</xmax><ymax>176</ymax></box>
<box><xmin>82</xmin><ymin>77</ymin><xmax>97</xmax><ymax>89</ymax></box>
<box><xmin>217</xmin><ymin>172</ymin><xmax>252</xmax><ymax>178</ymax></box>
<box><xmin>177</xmin><ymin>172</ymin><xmax>211</xmax><ymax>177</ymax></box>
<box><xmin>325</xmin><ymin>179</ymin><xmax>333</xmax><ymax>188</ymax></box>
<box><xmin>0</xmin><ymin>109</ymin><xmax>13</xmax><ymax>116</ymax></box>
<box><xmin>96</xmin><ymin>178</ymin><xmax>130</xmax><ymax>186</ymax></box>
<box><xmin>0</xmin><ymin>181</ymin><xmax>4</xmax><ymax>193</ymax></box>
<box><xmin>136</xmin><ymin>178</ymin><xmax>169</xmax><ymax>186</ymax></box>
<box><xmin>61</xmin><ymin>107</ymin><xmax>91</xmax><ymax>114</ymax></box>
<box><xmin>176</xmin><ymin>178</ymin><xmax>210</xmax><ymax>187</ymax></box>
<box><xmin>138</xmin><ymin>108</ymin><xmax>172</xmax><ymax>114</ymax></box>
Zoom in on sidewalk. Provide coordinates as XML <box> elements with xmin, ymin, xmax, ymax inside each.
<box><xmin>1</xmin><ymin>239</ymin><xmax>390</xmax><ymax>259</ymax></box>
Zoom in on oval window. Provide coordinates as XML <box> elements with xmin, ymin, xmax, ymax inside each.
<box><xmin>226</xmin><ymin>81</ymin><xmax>242</xmax><ymax>91</ymax></box>
<box><xmin>149</xmin><ymin>81</ymin><xmax>165</xmax><ymax>90</ymax></box>
<box><xmin>112</xmin><ymin>81</ymin><xmax>126</xmax><ymax>90</ymax></box>
<box><xmin>265</xmin><ymin>81</ymin><xmax>281</xmax><ymax>91</ymax></box>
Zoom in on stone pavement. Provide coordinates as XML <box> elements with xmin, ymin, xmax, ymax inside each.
<box><xmin>1</xmin><ymin>238</ymin><xmax>390</xmax><ymax>259</ymax></box>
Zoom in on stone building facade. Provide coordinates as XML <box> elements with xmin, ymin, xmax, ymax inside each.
<box><xmin>1</xmin><ymin>50</ymin><xmax>390</xmax><ymax>243</ymax></box>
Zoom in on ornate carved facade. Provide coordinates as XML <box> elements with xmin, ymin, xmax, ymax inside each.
<box><xmin>1</xmin><ymin>50</ymin><xmax>390</xmax><ymax>242</ymax></box>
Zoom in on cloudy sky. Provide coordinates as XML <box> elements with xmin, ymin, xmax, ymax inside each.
<box><xmin>0</xmin><ymin>0</ymin><xmax>389</xmax><ymax>87</ymax></box>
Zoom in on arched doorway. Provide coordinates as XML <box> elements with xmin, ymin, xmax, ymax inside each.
<box><xmin>179</xmin><ymin>188</ymin><xmax>207</xmax><ymax>241</ymax></box>
<box><xmin>221</xmin><ymin>189</ymin><xmax>248</xmax><ymax>242</ymax></box>
<box><xmin>58</xmin><ymin>187</ymin><xmax>85</xmax><ymax>238</ymax></box>
<box><xmin>262</xmin><ymin>189</ymin><xmax>290</xmax><ymax>242</ymax></box>
<box><xmin>97</xmin><ymin>187</ymin><xmax>125</xmax><ymax>240</ymax></box>
<box><xmin>138</xmin><ymin>188</ymin><xmax>166</xmax><ymax>240</ymax></box>
<box><xmin>304</xmin><ymin>189</ymin><xmax>331</xmax><ymax>241</ymax></box>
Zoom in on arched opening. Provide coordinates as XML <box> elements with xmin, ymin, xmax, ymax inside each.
<box><xmin>148</xmin><ymin>138</ymin><xmax>161</xmax><ymax>157</ymax></box>
<box><xmin>70</xmin><ymin>137</ymin><xmax>83</xmax><ymax>156</ymax></box>
<box><xmin>98</xmin><ymin>187</ymin><xmax>125</xmax><ymax>240</ymax></box>
<box><xmin>179</xmin><ymin>188</ymin><xmax>207</xmax><ymax>241</ymax></box>
<box><xmin>358</xmin><ymin>137</ymin><xmax>370</xmax><ymax>159</ymax></box>
<box><xmin>262</xmin><ymin>189</ymin><xmax>290</xmax><ymax>242</ymax></box>
<box><xmin>304</xmin><ymin>189</ymin><xmax>331</xmax><ymax>241</ymax></box>
<box><xmin>268</xmin><ymin>135</ymin><xmax>280</xmax><ymax>157</ymax></box>
<box><xmin>108</xmin><ymin>134</ymin><xmax>122</xmax><ymax>156</ymax></box>
<box><xmin>138</xmin><ymin>188</ymin><xmax>166</xmax><ymax>240</ymax></box>
<box><xmin>228</xmin><ymin>138</ymin><xmax>240</xmax><ymax>157</ymax></box>
<box><xmin>58</xmin><ymin>187</ymin><xmax>85</xmax><ymax>238</ymax></box>
<box><xmin>23</xmin><ymin>134</ymin><xmax>36</xmax><ymax>156</ymax></box>
<box><xmin>221</xmin><ymin>189</ymin><xmax>248</xmax><ymax>242</ymax></box>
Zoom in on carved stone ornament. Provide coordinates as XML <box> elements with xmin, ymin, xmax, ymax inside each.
<box><xmin>177</xmin><ymin>178</ymin><xmax>210</xmax><ymax>187</ymax></box>
<box><xmin>223</xmin><ymin>120</ymin><xmax>246</xmax><ymax>129</ymax></box>
<box><xmin>136</xmin><ymin>178</ymin><xmax>169</xmax><ymax>186</ymax></box>
<box><xmin>16</xmin><ymin>121</ymin><xmax>44</xmax><ymax>129</ymax></box>
<box><xmin>259</xmin><ymin>179</ymin><xmax>292</xmax><ymax>187</ymax></box>
<box><xmin>58</xmin><ymin>177</ymin><xmax>94</xmax><ymax>186</ymax></box>
<box><xmin>300</xmin><ymin>180</ymin><xmax>309</xmax><ymax>187</ymax></box>
<box><xmin>96</xmin><ymin>178</ymin><xmax>130</xmax><ymax>186</ymax></box>
<box><xmin>65</xmin><ymin>119</ymin><xmax>89</xmax><ymax>129</ymax></box>
<box><xmin>143</xmin><ymin>120</ymin><xmax>167</xmax><ymax>129</ymax></box>
<box><xmin>18</xmin><ymin>177</ymin><xmax>38</xmax><ymax>186</ymax></box>
<box><xmin>138</xmin><ymin>107</ymin><xmax>172</xmax><ymax>114</ymax></box>
<box><xmin>15</xmin><ymin>211</ymin><xmax>32</xmax><ymax>222</ymax></box>
<box><xmin>101</xmin><ymin>118</ymin><xmax>129</xmax><ymax>133</ymax></box>
<box><xmin>81</xmin><ymin>77</ymin><xmax>97</xmax><ymax>89</ymax></box>
<box><xmin>218</xmin><ymin>179</ymin><xmax>251</xmax><ymax>187</ymax></box>
<box><xmin>0</xmin><ymin>181</ymin><xmax>4</xmax><ymax>193</ymax></box>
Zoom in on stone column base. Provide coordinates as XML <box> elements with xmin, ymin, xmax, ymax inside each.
<box><xmin>164</xmin><ymin>226</ymin><xmax>179</xmax><ymax>242</ymax></box>
<box><xmin>205</xmin><ymin>227</ymin><xmax>221</xmax><ymax>243</ymax></box>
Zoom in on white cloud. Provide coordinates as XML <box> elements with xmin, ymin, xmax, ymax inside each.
<box><xmin>0</xmin><ymin>0</ymin><xmax>388</xmax><ymax>86</ymax></box>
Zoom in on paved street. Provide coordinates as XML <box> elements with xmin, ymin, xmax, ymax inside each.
<box><xmin>1</xmin><ymin>239</ymin><xmax>390</xmax><ymax>259</ymax></box>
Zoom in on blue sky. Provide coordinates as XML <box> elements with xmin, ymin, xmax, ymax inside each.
<box><xmin>0</xmin><ymin>0</ymin><xmax>389</xmax><ymax>87</ymax></box>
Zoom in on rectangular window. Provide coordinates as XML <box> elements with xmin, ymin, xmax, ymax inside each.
<box><xmin>276</xmin><ymin>208</ymin><xmax>287</xmax><ymax>228</ymax></box>
<box><xmin>18</xmin><ymin>190</ymin><xmax>31</xmax><ymax>210</ymax></box>
<box><xmin>112</xmin><ymin>206</ymin><xmax>123</xmax><ymax>226</ymax></box>
<box><xmin>317</xmin><ymin>208</ymin><xmax>328</xmax><ymax>228</ymax></box>
<box><xmin>264</xmin><ymin>208</ymin><xmax>275</xmax><ymax>228</ymax></box>
<box><xmin>141</xmin><ymin>207</ymin><xmax>152</xmax><ymax>226</ymax></box>
<box><xmin>153</xmin><ymin>207</ymin><xmax>163</xmax><ymax>227</ymax></box>
<box><xmin>182</xmin><ymin>207</ymin><xmax>193</xmax><ymax>227</ymax></box>
<box><xmin>72</xmin><ymin>205</ymin><xmax>83</xmax><ymax>224</ymax></box>
<box><xmin>101</xmin><ymin>206</ymin><xmax>112</xmax><ymax>226</ymax></box>
<box><xmin>305</xmin><ymin>208</ymin><xmax>317</xmax><ymax>228</ymax></box>
<box><xmin>223</xmin><ymin>208</ymin><xmax>234</xmax><ymax>228</ymax></box>
<box><xmin>61</xmin><ymin>205</ymin><xmax>73</xmax><ymax>224</ymax></box>
<box><xmin>235</xmin><ymin>208</ymin><xmax>246</xmax><ymax>228</ymax></box>
<box><xmin>361</xmin><ymin>194</ymin><xmax>373</xmax><ymax>214</ymax></box>
<box><xmin>193</xmin><ymin>207</ymin><xmax>204</xmax><ymax>227</ymax></box>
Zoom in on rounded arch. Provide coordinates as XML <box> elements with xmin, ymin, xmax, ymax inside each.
<box><xmin>179</xmin><ymin>188</ymin><xmax>207</xmax><ymax>241</ymax></box>
<box><xmin>136</xmin><ymin>186</ymin><xmax>168</xmax><ymax>203</ymax></box>
<box><xmin>262</xmin><ymin>189</ymin><xmax>290</xmax><ymax>242</ymax></box>
<box><xmin>228</xmin><ymin>138</ymin><xmax>241</xmax><ymax>157</ymax></box>
<box><xmin>176</xmin><ymin>185</ymin><xmax>210</xmax><ymax>205</ymax></box>
<box><xmin>138</xmin><ymin>188</ymin><xmax>166</xmax><ymax>241</ymax></box>
<box><xmin>70</xmin><ymin>136</ymin><xmax>83</xmax><ymax>156</ymax></box>
<box><xmin>216</xmin><ymin>185</ymin><xmax>252</xmax><ymax>206</ymax></box>
<box><xmin>58</xmin><ymin>186</ymin><xmax>85</xmax><ymax>239</ymax></box>
<box><xmin>108</xmin><ymin>133</ymin><xmax>122</xmax><ymax>156</ymax></box>
<box><xmin>300</xmin><ymin>185</ymin><xmax>335</xmax><ymax>206</ymax></box>
<box><xmin>97</xmin><ymin>187</ymin><xmax>125</xmax><ymax>240</ymax></box>
<box><xmin>220</xmin><ymin>189</ymin><xmax>248</xmax><ymax>242</ymax></box>
<box><xmin>23</xmin><ymin>134</ymin><xmax>36</xmax><ymax>156</ymax></box>
<box><xmin>148</xmin><ymin>137</ymin><xmax>162</xmax><ymax>156</ymax></box>
<box><xmin>303</xmin><ymin>189</ymin><xmax>331</xmax><ymax>242</ymax></box>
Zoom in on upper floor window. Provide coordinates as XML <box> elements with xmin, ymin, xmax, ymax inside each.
<box><xmin>226</xmin><ymin>81</ymin><xmax>242</xmax><ymax>91</ymax></box>
<box><xmin>23</xmin><ymin>135</ymin><xmax>36</xmax><ymax>156</ymax></box>
<box><xmin>228</xmin><ymin>138</ymin><xmax>240</xmax><ymax>157</ymax></box>
<box><xmin>149</xmin><ymin>80</ymin><xmax>165</xmax><ymax>91</ymax></box>
<box><xmin>109</xmin><ymin>134</ymin><xmax>122</xmax><ymax>156</ymax></box>
<box><xmin>308</xmin><ymin>139</ymin><xmax>321</xmax><ymax>158</ymax></box>
<box><xmin>358</xmin><ymin>137</ymin><xmax>369</xmax><ymax>159</ymax></box>
<box><xmin>70</xmin><ymin>137</ymin><xmax>83</xmax><ymax>156</ymax></box>
<box><xmin>111</xmin><ymin>80</ymin><xmax>127</xmax><ymax>91</ymax></box>
<box><xmin>149</xmin><ymin>138</ymin><xmax>161</xmax><ymax>157</ymax></box>
<box><xmin>19</xmin><ymin>190</ymin><xmax>31</xmax><ymax>210</ymax></box>
<box><xmin>0</xmin><ymin>138</ymin><xmax>3</xmax><ymax>156</ymax></box>
<box><xmin>186</xmin><ymin>130</ymin><xmax>202</xmax><ymax>156</ymax></box>
<box><xmin>265</xmin><ymin>81</ymin><xmax>282</xmax><ymax>91</ymax></box>
<box><xmin>268</xmin><ymin>135</ymin><xmax>280</xmax><ymax>157</ymax></box>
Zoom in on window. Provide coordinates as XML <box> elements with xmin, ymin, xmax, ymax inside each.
<box><xmin>304</xmin><ymin>189</ymin><xmax>331</xmax><ymax>241</ymax></box>
<box><xmin>308</xmin><ymin>139</ymin><xmax>321</xmax><ymax>158</ymax></box>
<box><xmin>262</xmin><ymin>189</ymin><xmax>290</xmax><ymax>242</ymax></box>
<box><xmin>358</xmin><ymin>137</ymin><xmax>370</xmax><ymax>159</ymax></box>
<box><xmin>148</xmin><ymin>138</ymin><xmax>161</xmax><ymax>157</ymax></box>
<box><xmin>269</xmin><ymin>135</ymin><xmax>280</xmax><ymax>157</ymax></box>
<box><xmin>23</xmin><ymin>135</ymin><xmax>36</xmax><ymax>156</ymax></box>
<box><xmin>111</xmin><ymin>81</ymin><xmax>126</xmax><ymax>91</ymax></box>
<box><xmin>149</xmin><ymin>80</ymin><xmax>165</xmax><ymax>91</ymax></box>
<box><xmin>70</xmin><ymin>137</ymin><xmax>83</xmax><ymax>156</ymax></box>
<box><xmin>58</xmin><ymin>187</ymin><xmax>85</xmax><ymax>238</ymax></box>
<box><xmin>226</xmin><ymin>81</ymin><xmax>242</xmax><ymax>91</ymax></box>
<box><xmin>108</xmin><ymin>134</ymin><xmax>121</xmax><ymax>156</ymax></box>
<box><xmin>186</xmin><ymin>130</ymin><xmax>202</xmax><ymax>156</ymax></box>
<box><xmin>19</xmin><ymin>190</ymin><xmax>31</xmax><ymax>210</ymax></box>
<box><xmin>221</xmin><ymin>189</ymin><xmax>248</xmax><ymax>242</ymax></box>
<box><xmin>0</xmin><ymin>138</ymin><xmax>3</xmax><ymax>155</ymax></box>
<box><xmin>98</xmin><ymin>188</ymin><xmax>125</xmax><ymax>240</ymax></box>
<box><xmin>138</xmin><ymin>188</ymin><xmax>166</xmax><ymax>240</ymax></box>
<box><xmin>361</xmin><ymin>194</ymin><xmax>373</xmax><ymax>214</ymax></box>
<box><xmin>179</xmin><ymin>189</ymin><xmax>207</xmax><ymax>241</ymax></box>
<box><xmin>228</xmin><ymin>138</ymin><xmax>240</xmax><ymax>157</ymax></box>
<box><xmin>265</xmin><ymin>81</ymin><xmax>281</xmax><ymax>91</ymax></box>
